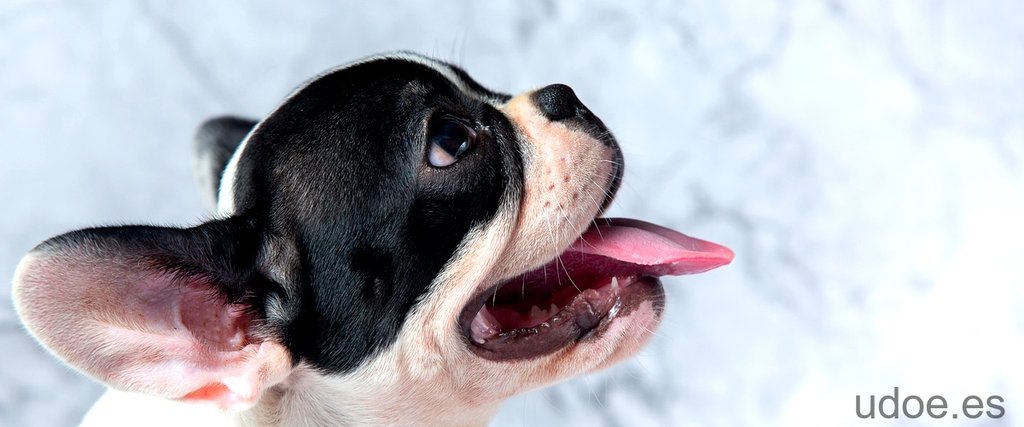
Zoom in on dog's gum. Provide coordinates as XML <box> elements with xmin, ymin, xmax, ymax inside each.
<box><xmin>469</xmin><ymin>276</ymin><xmax>629</xmax><ymax>358</ymax></box>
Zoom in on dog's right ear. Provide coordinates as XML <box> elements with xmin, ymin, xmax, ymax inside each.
<box><xmin>192</xmin><ymin>117</ymin><xmax>257</xmax><ymax>211</ymax></box>
<box><xmin>12</xmin><ymin>217</ymin><xmax>293</xmax><ymax>412</ymax></box>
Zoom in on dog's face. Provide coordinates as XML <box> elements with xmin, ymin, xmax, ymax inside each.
<box><xmin>13</xmin><ymin>53</ymin><xmax>732</xmax><ymax>425</ymax></box>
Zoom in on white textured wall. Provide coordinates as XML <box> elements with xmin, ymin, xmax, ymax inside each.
<box><xmin>2</xmin><ymin>1</ymin><xmax>1022</xmax><ymax>426</ymax></box>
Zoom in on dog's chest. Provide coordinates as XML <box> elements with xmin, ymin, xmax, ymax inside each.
<box><xmin>81</xmin><ymin>390</ymin><xmax>232</xmax><ymax>427</ymax></box>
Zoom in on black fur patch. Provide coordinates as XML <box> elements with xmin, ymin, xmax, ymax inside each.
<box><xmin>226</xmin><ymin>58</ymin><xmax>524</xmax><ymax>372</ymax></box>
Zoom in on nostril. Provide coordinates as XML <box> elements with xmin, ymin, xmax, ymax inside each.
<box><xmin>533</xmin><ymin>84</ymin><xmax>587</xmax><ymax>122</ymax></box>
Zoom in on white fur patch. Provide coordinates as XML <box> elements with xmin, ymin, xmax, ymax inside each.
<box><xmin>81</xmin><ymin>390</ymin><xmax>232</xmax><ymax>427</ymax></box>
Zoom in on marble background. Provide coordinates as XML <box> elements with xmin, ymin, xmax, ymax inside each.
<box><xmin>2</xmin><ymin>1</ymin><xmax>1022</xmax><ymax>426</ymax></box>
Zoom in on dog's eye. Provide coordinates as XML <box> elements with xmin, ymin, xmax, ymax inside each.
<box><xmin>427</xmin><ymin>117</ymin><xmax>477</xmax><ymax>168</ymax></box>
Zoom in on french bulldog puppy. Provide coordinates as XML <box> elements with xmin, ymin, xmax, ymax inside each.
<box><xmin>13</xmin><ymin>52</ymin><xmax>733</xmax><ymax>426</ymax></box>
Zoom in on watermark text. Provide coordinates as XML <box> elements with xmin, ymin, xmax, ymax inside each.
<box><xmin>855</xmin><ymin>387</ymin><xmax>1004</xmax><ymax>420</ymax></box>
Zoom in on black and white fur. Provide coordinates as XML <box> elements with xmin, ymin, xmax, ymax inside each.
<box><xmin>12</xmin><ymin>52</ymin><xmax>659</xmax><ymax>426</ymax></box>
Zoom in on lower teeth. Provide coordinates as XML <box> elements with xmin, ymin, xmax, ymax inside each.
<box><xmin>470</xmin><ymin>276</ymin><xmax>629</xmax><ymax>343</ymax></box>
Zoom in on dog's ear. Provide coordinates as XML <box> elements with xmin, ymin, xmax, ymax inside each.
<box><xmin>192</xmin><ymin>117</ymin><xmax>257</xmax><ymax>211</ymax></box>
<box><xmin>12</xmin><ymin>218</ymin><xmax>293</xmax><ymax>412</ymax></box>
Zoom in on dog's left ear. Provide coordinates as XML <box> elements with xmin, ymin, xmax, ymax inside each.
<box><xmin>12</xmin><ymin>218</ymin><xmax>293</xmax><ymax>412</ymax></box>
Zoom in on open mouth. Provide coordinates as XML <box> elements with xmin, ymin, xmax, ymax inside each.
<box><xmin>460</xmin><ymin>218</ymin><xmax>734</xmax><ymax>360</ymax></box>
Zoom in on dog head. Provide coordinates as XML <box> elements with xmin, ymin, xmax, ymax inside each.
<box><xmin>12</xmin><ymin>52</ymin><xmax>733</xmax><ymax>425</ymax></box>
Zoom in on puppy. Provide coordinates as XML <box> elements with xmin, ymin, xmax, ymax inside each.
<box><xmin>12</xmin><ymin>52</ymin><xmax>733</xmax><ymax>426</ymax></box>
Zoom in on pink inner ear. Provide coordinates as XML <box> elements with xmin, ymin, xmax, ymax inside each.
<box><xmin>174</xmin><ymin>278</ymin><xmax>251</xmax><ymax>351</ymax></box>
<box><xmin>14</xmin><ymin>251</ymin><xmax>292</xmax><ymax>410</ymax></box>
<box><xmin>109</xmin><ymin>273</ymin><xmax>254</xmax><ymax>366</ymax></box>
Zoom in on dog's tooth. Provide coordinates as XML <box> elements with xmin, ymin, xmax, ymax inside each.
<box><xmin>611</xmin><ymin>276</ymin><xmax>619</xmax><ymax>290</ymax></box>
<box><xmin>550</xmin><ymin>303</ymin><xmax>559</xmax><ymax>314</ymax></box>
<box><xmin>471</xmin><ymin>306</ymin><xmax>501</xmax><ymax>341</ymax></box>
<box><xmin>529</xmin><ymin>305</ymin><xmax>544</xmax><ymax>319</ymax></box>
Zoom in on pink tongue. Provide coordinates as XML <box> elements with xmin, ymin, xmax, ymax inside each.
<box><xmin>567</xmin><ymin>218</ymin><xmax>734</xmax><ymax>277</ymax></box>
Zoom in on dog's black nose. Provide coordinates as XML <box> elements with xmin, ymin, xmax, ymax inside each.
<box><xmin>533</xmin><ymin>84</ymin><xmax>588</xmax><ymax>122</ymax></box>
